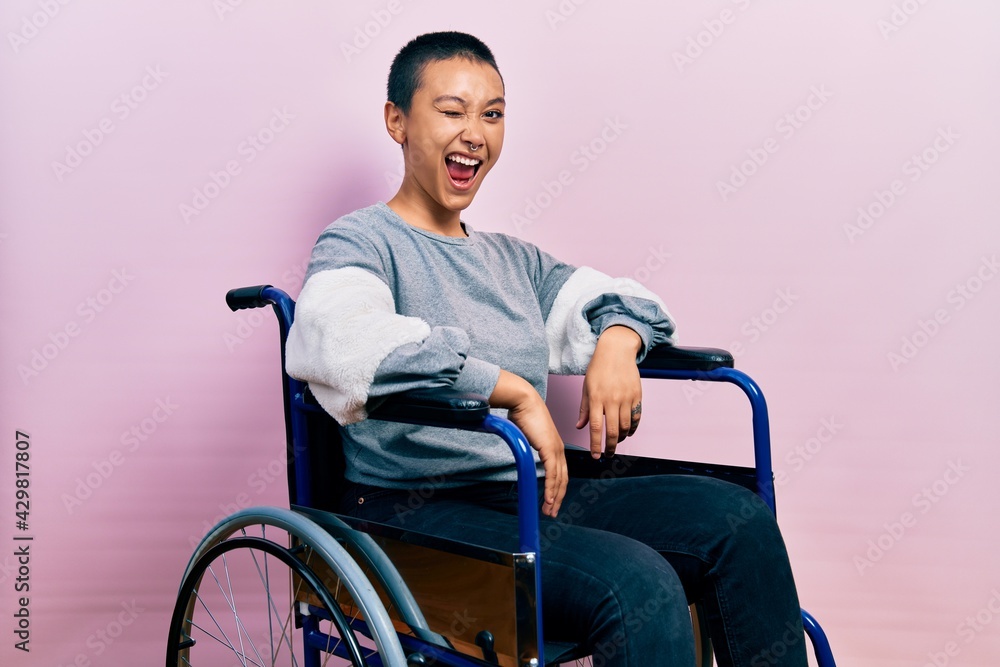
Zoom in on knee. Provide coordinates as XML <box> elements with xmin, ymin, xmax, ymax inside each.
<box><xmin>589</xmin><ymin>535</ymin><xmax>685</xmax><ymax>602</ymax></box>
<box><xmin>721</xmin><ymin>485</ymin><xmax>775</xmax><ymax>530</ymax></box>
<box><xmin>589</xmin><ymin>552</ymin><xmax>693</xmax><ymax>665</ymax></box>
<box><xmin>617</xmin><ymin>567</ymin><xmax>688</xmax><ymax>633</ymax></box>
<box><xmin>715</xmin><ymin>485</ymin><xmax>786</xmax><ymax>556</ymax></box>
<box><xmin>590</xmin><ymin>540</ymin><xmax>691</xmax><ymax>634</ymax></box>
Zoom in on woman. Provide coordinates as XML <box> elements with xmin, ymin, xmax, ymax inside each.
<box><xmin>286</xmin><ymin>31</ymin><xmax>807</xmax><ymax>667</ymax></box>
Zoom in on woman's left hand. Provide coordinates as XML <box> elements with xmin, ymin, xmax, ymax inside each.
<box><xmin>576</xmin><ymin>325</ymin><xmax>643</xmax><ymax>459</ymax></box>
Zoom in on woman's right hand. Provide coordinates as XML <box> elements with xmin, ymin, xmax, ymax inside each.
<box><xmin>490</xmin><ymin>370</ymin><xmax>568</xmax><ymax>517</ymax></box>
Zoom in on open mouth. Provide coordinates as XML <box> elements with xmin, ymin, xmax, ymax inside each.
<box><xmin>445</xmin><ymin>153</ymin><xmax>482</xmax><ymax>190</ymax></box>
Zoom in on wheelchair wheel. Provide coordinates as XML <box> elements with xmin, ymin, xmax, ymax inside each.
<box><xmin>167</xmin><ymin>506</ymin><xmax>407</xmax><ymax>667</ymax></box>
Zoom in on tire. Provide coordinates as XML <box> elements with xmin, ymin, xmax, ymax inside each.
<box><xmin>167</xmin><ymin>507</ymin><xmax>407</xmax><ymax>666</ymax></box>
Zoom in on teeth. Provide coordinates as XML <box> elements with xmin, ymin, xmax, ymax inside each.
<box><xmin>447</xmin><ymin>154</ymin><xmax>481</xmax><ymax>166</ymax></box>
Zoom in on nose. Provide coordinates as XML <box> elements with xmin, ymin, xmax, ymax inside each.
<box><xmin>461</xmin><ymin>117</ymin><xmax>486</xmax><ymax>150</ymax></box>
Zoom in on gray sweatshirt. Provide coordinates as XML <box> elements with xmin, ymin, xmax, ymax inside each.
<box><xmin>285</xmin><ymin>202</ymin><xmax>675</xmax><ymax>488</ymax></box>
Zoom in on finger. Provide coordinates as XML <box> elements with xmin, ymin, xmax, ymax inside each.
<box><xmin>545</xmin><ymin>451</ymin><xmax>568</xmax><ymax>517</ymax></box>
<box><xmin>541</xmin><ymin>448</ymin><xmax>558</xmax><ymax>503</ymax></box>
<box><xmin>626</xmin><ymin>399</ymin><xmax>642</xmax><ymax>438</ymax></box>
<box><xmin>589</xmin><ymin>413</ymin><xmax>604</xmax><ymax>459</ymax></box>
<box><xmin>551</xmin><ymin>456</ymin><xmax>568</xmax><ymax>516</ymax></box>
<box><xmin>604</xmin><ymin>411</ymin><xmax>620</xmax><ymax>457</ymax></box>
<box><xmin>542</xmin><ymin>454</ymin><xmax>566</xmax><ymax>517</ymax></box>
<box><xmin>576</xmin><ymin>398</ymin><xmax>590</xmax><ymax>430</ymax></box>
<box><xmin>543</xmin><ymin>472</ymin><xmax>557</xmax><ymax>516</ymax></box>
<box><xmin>613</xmin><ymin>403</ymin><xmax>631</xmax><ymax>449</ymax></box>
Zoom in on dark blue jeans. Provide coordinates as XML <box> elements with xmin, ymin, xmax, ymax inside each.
<box><xmin>341</xmin><ymin>473</ymin><xmax>807</xmax><ymax>666</ymax></box>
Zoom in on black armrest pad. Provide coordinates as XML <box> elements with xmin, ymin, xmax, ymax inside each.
<box><xmin>370</xmin><ymin>388</ymin><xmax>491</xmax><ymax>427</ymax></box>
<box><xmin>639</xmin><ymin>345</ymin><xmax>734</xmax><ymax>371</ymax></box>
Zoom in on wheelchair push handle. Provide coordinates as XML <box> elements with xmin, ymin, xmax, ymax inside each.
<box><xmin>226</xmin><ymin>285</ymin><xmax>277</xmax><ymax>311</ymax></box>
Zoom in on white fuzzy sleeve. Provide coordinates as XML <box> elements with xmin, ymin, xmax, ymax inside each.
<box><xmin>544</xmin><ymin>266</ymin><xmax>674</xmax><ymax>374</ymax></box>
<box><xmin>285</xmin><ymin>267</ymin><xmax>431</xmax><ymax>425</ymax></box>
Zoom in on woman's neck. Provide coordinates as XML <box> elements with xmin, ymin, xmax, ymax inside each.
<box><xmin>386</xmin><ymin>192</ymin><xmax>467</xmax><ymax>238</ymax></box>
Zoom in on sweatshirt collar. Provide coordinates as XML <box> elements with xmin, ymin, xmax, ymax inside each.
<box><xmin>377</xmin><ymin>201</ymin><xmax>476</xmax><ymax>245</ymax></box>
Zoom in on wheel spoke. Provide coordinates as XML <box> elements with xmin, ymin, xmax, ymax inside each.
<box><xmin>188</xmin><ymin>617</ymin><xmax>267</xmax><ymax>667</ymax></box>
<box><xmin>196</xmin><ymin>573</ymin><xmax>245</xmax><ymax>663</ymax></box>
<box><xmin>239</xmin><ymin>546</ymin><xmax>290</xmax><ymax>667</ymax></box>
<box><xmin>203</xmin><ymin>552</ymin><xmax>269</xmax><ymax>667</ymax></box>
<box><xmin>246</xmin><ymin>534</ymin><xmax>302</xmax><ymax>666</ymax></box>
<box><xmin>170</xmin><ymin>521</ymin><xmax>394</xmax><ymax>667</ymax></box>
<box><xmin>222</xmin><ymin>552</ymin><xmax>252</xmax><ymax>666</ymax></box>
<box><xmin>188</xmin><ymin>614</ymin><xmax>266</xmax><ymax>666</ymax></box>
<box><xmin>263</xmin><ymin>528</ymin><xmax>276</xmax><ymax>663</ymax></box>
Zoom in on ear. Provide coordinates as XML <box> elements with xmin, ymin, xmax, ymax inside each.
<box><xmin>384</xmin><ymin>101</ymin><xmax>406</xmax><ymax>146</ymax></box>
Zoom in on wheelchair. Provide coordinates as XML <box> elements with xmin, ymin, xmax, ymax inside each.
<box><xmin>166</xmin><ymin>284</ymin><xmax>837</xmax><ymax>667</ymax></box>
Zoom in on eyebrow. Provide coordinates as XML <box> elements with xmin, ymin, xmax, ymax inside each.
<box><xmin>433</xmin><ymin>95</ymin><xmax>506</xmax><ymax>107</ymax></box>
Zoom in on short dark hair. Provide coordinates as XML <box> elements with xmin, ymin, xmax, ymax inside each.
<box><xmin>387</xmin><ymin>31</ymin><xmax>503</xmax><ymax>114</ymax></box>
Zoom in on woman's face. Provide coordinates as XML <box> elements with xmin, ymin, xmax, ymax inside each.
<box><xmin>389</xmin><ymin>57</ymin><xmax>505</xmax><ymax>215</ymax></box>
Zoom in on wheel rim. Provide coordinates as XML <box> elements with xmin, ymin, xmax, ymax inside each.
<box><xmin>167</xmin><ymin>523</ymin><xmax>381</xmax><ymax>666</ymax></box>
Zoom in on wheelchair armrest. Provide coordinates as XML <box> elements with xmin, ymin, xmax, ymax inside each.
<box><xmin>368</xmin><ymin>388</ymin><xmax>491</xmax><ymax>428</ymax></box>
<box><xmin>639</xmin><ymin>344</ymin><xmax>734</xmax><ymax>372</ymax></box>
<box><xmin>365</xmin><ymin>389</ymin><xmax>540</xmax><ymax>560</ymax></box>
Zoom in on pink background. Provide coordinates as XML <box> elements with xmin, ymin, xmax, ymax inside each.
<box><xmin>2</xmin><ymin>1</ymin><xmax>998</xmax><ymax>665</ymax></box>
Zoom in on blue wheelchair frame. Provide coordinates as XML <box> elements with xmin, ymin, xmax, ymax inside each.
<box><xmin>226</xmin><ymin>284</ymin><xmax>836</xmax><ymax>667</ymax></box>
